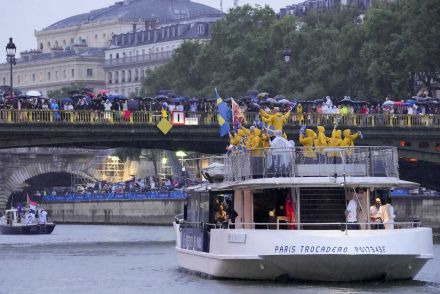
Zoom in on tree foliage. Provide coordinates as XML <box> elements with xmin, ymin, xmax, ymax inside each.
<box><xmin>141</xmin><ymin>1</ymin><xmax>440</xmax><ymax>100</ymax></box>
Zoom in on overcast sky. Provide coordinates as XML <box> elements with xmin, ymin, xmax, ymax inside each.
<box><xmin>0</xmin><ymin>0</ymin><xmax>299</xmax><ymax>53</ymax></box>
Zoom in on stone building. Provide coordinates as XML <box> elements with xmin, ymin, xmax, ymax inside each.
<box><xmin>104</xmin><ymin>17</ymin><xmax>220</xmax><ymax>96</ymax></box>
<box><xmin>0</xmin><ymin>0</ymin><xmax>221</xmax><ymax>96</ymax></box>
<box><xmin>0</xmin><ymin>47</ymin><xmax>105</xmax><ymax>96</ymax></box>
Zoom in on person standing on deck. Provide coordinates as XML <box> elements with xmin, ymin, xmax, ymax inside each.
<box><xmin>345</xmin><ymin>194</ymin><xmax>359</xmax><ymax>230</ymax></box>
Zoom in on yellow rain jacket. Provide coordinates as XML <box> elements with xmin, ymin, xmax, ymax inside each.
<box><xmin>328</xmin><ymin>129</ymin><xmax>342</xmax><ymax>158</ymax></box>
<box><xmin>261</xmin><ymin>133</ymin><xmax>270</xmax><ymax>149</ymax></box>
<box><xmin>262</xmin><ymin>111</ymin><xmax>291</xmax><ymax>131</ymax></box>
<box><xmin>250</xmin><ymin>128</ymin><xmax>263</xmax><ymax>156</ymax></box>
<box><xmin>299</xmin><ymin>129</ymin><xmax>317</xmax><ymax>159</ymax></box>
<box><xmin>296</xmin><ymin>103</ymin><xmax>304</xmax><ymax>123</ymax></box>
<box><xmin>341</xmin><ymin>129</ymin><xmax>360</xmax><ymax>147</ymax></box>
<box><xmin>314</xmin><ymin>126</ymin><xmax>328</xmax><ymax>153</ymax></box>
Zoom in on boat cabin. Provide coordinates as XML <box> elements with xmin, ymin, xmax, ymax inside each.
<box><xmin>179</xmin><ymin>146</ymin><xmax>417</xmax><ymax>253</ymax></box>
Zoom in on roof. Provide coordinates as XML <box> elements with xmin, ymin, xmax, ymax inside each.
<box><xmin>43</xmin><ymin>0</ymin><xmax>221</xmax><ymax>31</ymax></box>
<box><xmin>16</xmin><ymin>48</ymin><xmax>104</xmax><ymax>64</ymax></box>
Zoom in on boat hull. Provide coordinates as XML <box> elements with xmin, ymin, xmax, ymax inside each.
<box><xmin>0</xmin><ymin>224</ymin><xmax>56</xmax><ymax>235</ymax></box>
<box><xmin>176</xmin><ymin>249</ymin><xmax>429</xmax><ymax>281</ymax></box>
<box><xmin>174</xmin><ymin>224</ymin><xmax>433</xmax><ymax>282</ymax></box>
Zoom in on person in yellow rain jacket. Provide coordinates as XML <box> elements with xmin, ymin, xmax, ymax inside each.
<box><xmin>314</xmin><ymin>126</ymin><xmax>329</xmax><ymax>163</ymax></box>
<box><xmin>299</xmin><ymin>129</ymin><xmax>317</xmax><ymax>161</ymax></box>
<box><xmin>341</xmin><ymin>129</ymin><xmax>361</xmax><ymax>159</ymax></box>
<box><xmin>260</xmin><ymin>107</ymin><xmax>291</xmax><ymax>132</ymax></box>
<box><xmin>261</xmin><ymin>132</ymin><xmax>270</xmax><ymax>149</ymax></box>
<box><xmin>328</xmin><ymin>129</ymin><xmax>343</xmax><ymax>161</ymax></box>
<box><xmin>250</xmin><ymin>128</ymin><xmax>264</xmax><ymax>177</ymax></box>
<box><xmin>341</xmin><ymin>129</ymin><xmax>360</xmax><ymax>147</ymax></box>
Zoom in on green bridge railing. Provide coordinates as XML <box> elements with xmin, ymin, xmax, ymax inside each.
<box><xmin>0</xmin><ymin>110</ymin><xmax>439</xmax><ymax>128</ymax></box>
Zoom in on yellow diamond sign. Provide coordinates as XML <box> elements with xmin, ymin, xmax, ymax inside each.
<box><xmin>157</xmin><ymin>118</ymin><xmax>172</xmax><ymax>135</ymax></box>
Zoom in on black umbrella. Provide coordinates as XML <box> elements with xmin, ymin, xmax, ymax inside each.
<box><xmin>339</xmin><ymin>97</ymin><xmax>354</xmax><ymax>104</ymax></box>
<box><xmin>143</xmin><ymin>96</ymin><xmax>154</xmax><ymax>101</ymax></box>
<box><xmin>127</xmin><ymin>99</ymin><xmax>140</xmax><ymax>111</ymax></box>
<box><xmin>274</xmin><ymin>95</ymin><xmax>286</xmax><ymax>101</ymax></box>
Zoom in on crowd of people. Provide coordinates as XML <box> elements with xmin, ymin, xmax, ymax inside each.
<box><xmin>0</xmin><ymin>88</ymin><xmax>439</xmax><ymax>116</ymax></box>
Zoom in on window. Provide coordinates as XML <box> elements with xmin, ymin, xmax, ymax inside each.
<box><xmin>121</xmin><ymin>70</ymin><xmax>125</xmax><ymax>83</ymax></box>
<box><xmin>127</xmin><ymin>70</ymin><xmax>131</xmax><ymax>82</ymax></box>
<box><xmin>109</xmin><ymin>54</ymin><xmax>113</xmax><ymax>60</ymax></box>
<box><xmin>2</xmin><ymin>77</ymin><xmax>5</xmax><ymax>85</ymax></box>
<box><xmin>115</xmin><ymin>71</ymin><xmax>119</xmax><ymax>83</ymax></box>
<box><xmin>135</xmin><ymin>87</ymin><xmax>138</xmax><ymax>95</ymax></box>
<box><xmin>55</xmin><ymin>71</ymin><xmax>59</xmax><ymax>79</ymax></box>
<box><xmin>47</xmin><ymin>72</ymin><xmax>51</xmax><ymax>81</ymax></box>
<box><xmin>55</xmin><ymin>41</ymin><xmax>59</xmax><ymax>47</ymax></box>
<box><xmin>17</xmin><ymin>75</ymin><xmax>20</xmax><ymax>84</ymax></box>
<box><xmin>95</xmin><ymin>34</ymin><xmax>98</xmax><ymax>40</ymax></box>
<box><xmin>70</xmin><ymin>38</ymin><xmax>74</xmax><ymax>44</ymax></box>
<box><xmin>140</xmin><ymin>68</ymin><xmax>145</xmax><ymax>79</ymax></box>
<box><xmin>40</xmin><ymin>43</ymin><xmax>43</xmax><ymax>50</ymax></box>
<box><xmin>198</xmin><ymin>24</ymin><xmax>205</xmax><ymax>35</ymax></box>
<box><xmin>86</xmin><ymin>68</ymin><xmax>93</xmax><ymax>77</ymax></box>
<box><xmin>71</xmin><ymin>69</ymin><xmax>75</xmax><ymax>78</ymax></box>
<box><xmin>63</xmin><ymin>70</ymin><xmax>67</xmax><ymax>79</ymax></box>
<box><xmin>142</xmin><ymin>49</ymin><xmax>145</xmax><ymax>55</ymax></box>
<box><xmin>47</xmin><ymin>42</ymin><xmax>51</xmax><ymax>48</ymax></box>
<box><xmin>32</xmin><ymin>74</ymin><xmax>36</xmax><ymax>83</ymax></box>
<box><xmin>108</xmin><ymin>72</ymin><xmax>113</xmax><ymax>84</ymax></box>
<box><xmin>399</xmin><ymin>141</ymin><xmax>411</xmax><ymax>147</ymax></box>
<box><xmin>116</xmin><ymin>53</ymin><xmax>119</xmax><ymax>59</ymax></box>
<box><xmin>134</xmin><ymin>69</ymin><xmax>139</xmax><ymax>82</ymax></box>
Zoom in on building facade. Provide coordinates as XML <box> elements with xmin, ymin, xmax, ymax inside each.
<box><xmin>0</xmin><ymin>0</ymin><xmax>221</xmax><ymax>96</ymax></box>
<box><xmin>0</xmin><ymin>47</ymin><xmax>105</xmax><ymax>96</ymax></box>
<box><xmin>104</xmin><ymin>18</ymin><xmax>220</xmax><ymax>96</ymax></box>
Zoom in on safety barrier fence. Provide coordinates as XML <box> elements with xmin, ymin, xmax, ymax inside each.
<box><xmin>0</xmin><ymin>110</ymin><xmax>439</xmax><ymax>128</ymax></box>
<box><xmin>219</xmin><ymin>146</ymin><xmax>399</xmax><ymax>181</ymax></box>
<box><xmin>43</xmin><ymin>191</ymin><xmax>187</xmax><ymax>203</ymax></box>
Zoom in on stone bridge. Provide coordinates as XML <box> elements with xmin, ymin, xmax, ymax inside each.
<box><xmin>0</xmin><ymin>148</ymin><xmax>103</xmax><ymax>210</ymax></box>
<box><xmin>0</xmin><ymin>111</ymin><xmax>439</xmax><ymax>163</ymax></box>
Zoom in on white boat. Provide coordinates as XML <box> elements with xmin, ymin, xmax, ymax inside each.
<box><xmin>174</xmin><ymin>146</ymin><xmax>433</xmax><ymax>281</ymax></box>
<box><xmin>0</xmin><ymin>207</ymin><xmax>55</xmax><ymax>235</ymax></box>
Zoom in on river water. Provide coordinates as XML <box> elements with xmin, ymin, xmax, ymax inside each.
<box><xmin>0</xmin><ymin>225</ymin><xmax>439</xmax><ymax>294</ymax></box>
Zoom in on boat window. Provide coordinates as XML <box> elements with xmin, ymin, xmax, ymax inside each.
<box><xmin>210</xmin><ymin>192</ymin><xmax>233</xmax><ymax>224</ymax></box>
<box><xmin>186</xmin><ymin>192</ymin><xmax>210</xmax><ymax>224</ymax></box>
<box><xmin>253</xmin><ymin>189</ymin><xmax>294</xmax><ymax>229</ymax></box>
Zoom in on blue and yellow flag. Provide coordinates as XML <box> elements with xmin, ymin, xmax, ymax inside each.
<box><xmin>215</xmin><ymin>88</ymin><xmax>231</xmax><ymax>137</ymax></box>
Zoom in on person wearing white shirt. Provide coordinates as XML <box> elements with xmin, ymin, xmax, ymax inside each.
<box><xmin>38</xmin><ymin>210</ymin><xmax>48</xmax><ymax>224</ymax></box>
<box><xmin>381</xmin><ymin>198</ymin><xmax>395</xmax><ymax>229</ymax></box>
<box><xmin>345</xmin><ymin>195</ymin><xmax>359</xmax><ymax>230</ymax></box>
<box><xmin>370</xmin><ymin>197</ymin><xmax>383</xmax><ymax>229</ymax></box>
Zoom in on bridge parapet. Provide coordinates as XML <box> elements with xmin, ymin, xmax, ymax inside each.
<box><xmin>0</xmin><ymin>110</ymin><xmax>439</xmax><ymax>128</ymax></box>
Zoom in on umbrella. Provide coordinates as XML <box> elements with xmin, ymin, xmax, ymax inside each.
<box><xmin>382</xmin><ymin>100</ymin><xmax>394</xmax><ymax>106</ymax></box>
<box><xmin>274</xmin><ymin>95</ymin><xmax>286</xmax><ymax>101</ymax></box>
<box><xmin>173</xmin><ymin>96</ymin><xmax>187</xmax><ymax>103</ymax></box>
<box><xmin>278</xmin><ymin>99</ymin><xmax>292</xmax><ymax>105</ymax></box>
<box><xmin>406</xmin><ymin>99</ymin><xmax>417</xmax><ymax>104</ymax></box>
<box><xmin>26</xmin><ymin>90</ymin><xmax>42</xmax><ymax>97</ymax></box>
<box><xmin>98</xmin><ymin>89</ymin><xmax>110</xmax><ymax>95</ymax></box>
<box><xmin>314</xmin><ymin>99</ymin><xmax>325</xmax><ymax>104</ymax></box>
<box><xmin>142</xmin><ymin>96</ymin><xmax>154</xmax><ymax>101</ymax></box>
<box><xmin>257</xmin><ymin>92</ymin><xmax>270</xmax><ymax>99</ymax></box>
<box><xmin>189</xmin><ymin>98</ymin><xmax>199</xmax><ymax>103</ymax></box>
<box><xmin>393</xmin><ymin>101</ymin><xmax>404</xmax><ymax>106</ymax></box>
<box><xmin>154</xmin><ymin>94</ymin><xmax>169</xmax><ymax>101</ymax></box>
<box><xmin>127</xmin><ymin>99</ymin><xmax>140</xmax><ymax>111</ymax></box>
<box><xmin>61</xmin><ymin>97</ymin><xmax>73</xmax><ymax>104</ymax></box>
<box><xmin>339</xmin><ymin>97</ymin><xmax>354</xmax><ymax>104</ymax></box>
<box><xmin>263</xmin><ymin>98</ymin><xmax>277</xmax><ymax>104</ymax></box>
<box><xmin>17</xmin><ymin>94</ymin><xmax>28</xmax><ymax>99</ymax></box>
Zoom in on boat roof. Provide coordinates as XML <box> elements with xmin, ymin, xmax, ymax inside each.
<box><xmin>187</xmin><ymin>177</ymin><xmax>418</xmax><ymax>192</ymax></box>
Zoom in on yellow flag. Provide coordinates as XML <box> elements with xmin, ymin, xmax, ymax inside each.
<box><xmin>157</xmin><ymin>118</ymin><xmax>172</xmax><ymax>135</ymax></box>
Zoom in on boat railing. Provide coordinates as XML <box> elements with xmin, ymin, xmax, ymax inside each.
<box><xmin>176</xmin><ymin>219</ymin><xmax>421</xmax><ymax>231</ymax></box>
<box><xmin>224</xmin><ymin>221</ymin><xmax>421</xmax><ymax>230</ymax></box>
<box><xmin>221</xmin><ymin>146</ymin><xmax>399</xmax><ymax>181</ymax></box>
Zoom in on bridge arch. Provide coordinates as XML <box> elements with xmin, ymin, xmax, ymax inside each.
<box><xmin>1</xmin><ymin>162</ymin><xmax>95</xmax><ymax>210</ymax></box>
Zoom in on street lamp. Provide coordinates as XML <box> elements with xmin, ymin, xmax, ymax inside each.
<box><xmin>5</xmin><ymin>37</ymin><xmax>16</xmax><ymax>97</ymax></box>
<box><xmin>283</xmin><ymin>48</ymin><xmax>292</xmax><ymax>63</ymax></box>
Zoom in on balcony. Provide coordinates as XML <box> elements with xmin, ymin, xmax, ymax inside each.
<box><xmin>104</xmin><ymin>51</ymin><xmax>174</xmax><ymax>68</ymax></box>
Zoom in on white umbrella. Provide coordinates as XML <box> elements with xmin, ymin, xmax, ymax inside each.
<box><xmin>26</xmin><ymin>90</ymin><xmax>42</xmax><ymax>97</ymax></box>
<box><xmin>382</xmin><ymin>100</ymin><xmax>394</xmax><ymax>106</ymax></box>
